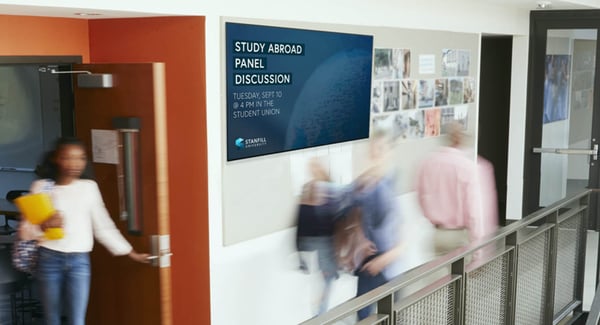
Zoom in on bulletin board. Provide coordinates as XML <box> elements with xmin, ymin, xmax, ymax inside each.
<box><xmin>221</xmin><ymin>17</ymin><xmax>480</xmax><ymax>245</ymax></box>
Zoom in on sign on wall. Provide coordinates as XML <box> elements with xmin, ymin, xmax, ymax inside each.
<box><xmin>226</xmin><ymin>22</ymin><xmax>374</xmax><ymax>161</ymax></box>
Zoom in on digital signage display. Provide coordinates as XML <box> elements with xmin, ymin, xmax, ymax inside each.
<box><xmin>226</xmin><ymin>22</ymin><xmax>373</xmax><ymax>161</ymax></box>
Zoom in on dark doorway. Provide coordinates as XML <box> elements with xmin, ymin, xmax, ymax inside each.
<box><xmin>478</xmin><ymin>36</ymin><xmax>513</xmax><ymax>226</ymax></box>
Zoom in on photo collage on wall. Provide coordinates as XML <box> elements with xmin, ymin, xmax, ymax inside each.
<box><xmin>371</xmin><ymin>48</ymin><xmax>474</xmax><ymax>141</ymax></box>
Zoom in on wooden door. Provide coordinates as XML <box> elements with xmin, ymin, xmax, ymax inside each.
<box><xmin>72</xmin><ymin>63</ymin><xmax>171</xmax><ymax>325</ymax></box>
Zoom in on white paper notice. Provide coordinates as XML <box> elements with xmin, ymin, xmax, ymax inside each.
<box><xmin>419</xmin><ymin>54</ymin><xmax>436</xmax><ymax>74</ymax></box>
<box><xmin>91</xmin><ymin>129</ymin><xmax>119</xmax><ymax>164</ymax></box>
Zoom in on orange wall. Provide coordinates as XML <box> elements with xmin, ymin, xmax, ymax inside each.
<box><xmin>88</xmin><ymin>17</ymin><xmax>210</xmax><ymax>324</ymax></box>
<box><xmin>0</xmin><ymin>15</ymin><xmax>89</xmax><ymax>61</ymax></box>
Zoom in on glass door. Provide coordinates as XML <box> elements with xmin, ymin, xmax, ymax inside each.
<box><xmin>536</xmin><ymin>29</ymin><xmax>597</xmax><ymax>207</ymax></box>
<box><xmin>523</xmin><ymin>10</ymin><xmax>600</xmax><ymax>231</ymax></box>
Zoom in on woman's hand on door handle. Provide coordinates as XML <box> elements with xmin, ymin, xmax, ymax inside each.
<box><xmin>128</xmin><ymin>250</ymin><xmax>151</xmax><ymax>263</ymax></box>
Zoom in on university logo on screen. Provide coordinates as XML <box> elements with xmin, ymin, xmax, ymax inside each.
<box><xmin>234</xmin><ymin>137</ymin><xmax>268</xmax><ymax>150</ymax></box>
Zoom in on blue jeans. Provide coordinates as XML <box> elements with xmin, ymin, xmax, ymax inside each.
<box><xmin>37</xmin><ymin>247</ymin><xmax>91</xmax><ymax>325</ymax></box>
<box><xmin>355</xmin><ymin>257</ymin><xmax>388</xmax><ymax>320</ymax></box>
<box><xmin>297</xmin><ymin>236</ymin><xmax>338</xmax><ymax>315</ymax></box>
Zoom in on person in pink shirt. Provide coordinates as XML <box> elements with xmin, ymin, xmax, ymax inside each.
<box><xmin>416</xmin><ymin>123</ymin><xmax>498</xmax><ymax>256</ymax></box>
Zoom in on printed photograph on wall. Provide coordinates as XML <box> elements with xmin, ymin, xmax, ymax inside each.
<box><xmin>395</xmin><ymin>110</ymin><xmax>425</xmax><ymax>140</ymax></box>
<box><xmin>383</xmin><ymin>80</ymin><xmax>400</xmax><ymax>111</ymax></box>
<box><xmin>418</xmin><ymin>79</ymin><xmax>435</xmax><ymax>108</ymax></box>
<box><xmin>372</xmin><ymin>114</ymin><xmax>392</xmax><ymax>132</ymax></box>
<box><xmin>454</xmin><ymin>104</ymin><xmax>469</xmax><ymax>130</ymax></box>
<box><xmin>463</xmin><ymin>77</ymin><xmax>476</xmax><ymax>103</ymax></box>
<box><xmin>457</xmin><ymin>50</ymin><xmax>470</xmax><ymax>76</ymax></box>
<box><xmin>374</xmin><ymin>48</ymin><xmax>411</xmax><ymax>80</ymax></box>
<box><xmin>374</xmin><ymin>48</ymin><xmax>394</xmax><ymax>79</ymax></box>
<box><xmin>424</xmin><ymin>108</ymin><xmax>441</xmax><ymax>137</ymax></box>
<box><xmin>440</xmin><ymin>106</ymin><xmax>455</xmax><ymax>134</ymax></box>
<box><xmin>543</xmin><ymin>54</ymin><xmax>571</xmax><ymax>124</ymax></box>
<box><xmin>371</xmin><ymin>81</ymin><xmax>383</xmax><ymax>113</ymax></box>
<box><xmin>434</xmin><ymin>79</ymin><xmax>448</xmax><ymax>106</ymax></box>
<box><xmin>402</xmin><ymin>49</ymin><xmax>410</xmax><ymax>79</ymax></box>
<box><xmin>448</xmin><ymin>78</ymin><xmax>464</xmax><ymax>105</ymax></box>
<box><xmin>441</xmin><ymin>49</ymin><xmax>458</xmax><ymax>77</ymax></box>
<box><xmin>401</xmin><ymin>79</ymin><xmax>417</xmax><ymax>110</ymax></box>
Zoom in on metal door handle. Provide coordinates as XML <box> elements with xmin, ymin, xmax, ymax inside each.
<box><xmin>150</xmin><ymin>235</ymin><xmax>172</xmax><ymax>267</ymax></box>
<box><xmin>532</xmin><ymin>144</ymin><xmax>598</xmax><ymax>160</ymax></box>
<box><xmin>147</xmin><ymin>253</ymin><xmax>173</xmax><ymax>260</ymax></box>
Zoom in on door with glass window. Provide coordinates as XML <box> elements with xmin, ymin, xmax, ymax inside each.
<box><xmin>524</xmin><ymin>11</ymin><xmax>600</xmax><ymax>230</ymax></box>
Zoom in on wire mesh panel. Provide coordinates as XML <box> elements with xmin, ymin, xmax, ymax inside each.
<box><xmin>464</xmin><ymin>253</ymin><xmax>509</xmax><ymax>325</ymax></box>
<box><xmin>554</xmin><ymin>213</ymin><xmax>583</xmax><ymax>315</ymax></box>
<box><xmin>515</xmin><ymin>230</ymin><xmax>550</xmax><ymax>325</ymax></box>
<box><xmin>300</xmin><ymin>193</ymin><xmax>590</xmax><ymax>325</ymax></box>
<box><xmin>395</xmin><ymin>281</ymin><xmax>455</xmax><ymax>325</ymax></box>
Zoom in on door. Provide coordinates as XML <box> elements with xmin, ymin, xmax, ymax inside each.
<box><xmin>524</xmin><ymin>11</ymin><xmax>600</xmax><ymax>230</ymax></box>
<box><xmin>72</xmin><ymin>63</ymin><xmax>171</xmax><ymax>325</ymax></box>
<box><xmin>478</xmin><ymin>35</ymin><xmax>512</xmax><ymax>226</ymax></box>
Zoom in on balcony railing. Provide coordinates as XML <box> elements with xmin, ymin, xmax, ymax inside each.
<box><xmin>301</xmin><ymin>190</ymin><xmax>591</xmax><ymax>325</ymax></box>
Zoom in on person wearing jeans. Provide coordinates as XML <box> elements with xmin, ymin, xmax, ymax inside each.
<box><xmin>36</xmin><ymin>247</ymin><xmax>91</xmax><ymax>324</ymax></box>
<box><xmin>20</xmin><ymin>137</ymin><xmax>149</xmax><ymax>325</ymax></box>
<box><xmin>352</xmin><ymin>130</ymin><xmax>405</xmax><ymax>320</ymax></box>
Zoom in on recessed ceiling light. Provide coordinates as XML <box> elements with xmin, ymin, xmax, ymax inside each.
<box><xmin>74</xmin><ymin>12</ymin><xmax>102</xmax><ymax>16</ymax></box>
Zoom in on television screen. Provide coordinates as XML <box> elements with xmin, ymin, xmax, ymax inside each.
<box><xmin>226</xmin><ymin>22</ymin><xmax>373</xmax><ymax>161</ymax></box>
<box><xmin>0</xmin><ymin>64</ymin><xmax>68</xmax><ymax>171</ymax></box>
<box><xmin>0</xmin><ymin>65</ymin><xmax>44</xmax><ymax>170</ymax></box>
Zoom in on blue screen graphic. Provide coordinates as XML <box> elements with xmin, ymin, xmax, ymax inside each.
<box><xmin>226</xmin><ymin>22</ymin><xmax>373</xmax><ymax>161</ymax></box>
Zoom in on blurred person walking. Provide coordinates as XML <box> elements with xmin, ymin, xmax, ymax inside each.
<box><xmin>416</xmin><ymin>123</ymin><xmax>498</xmax><ymax>257</ymax></box>
<box><xmin>296</xmin><ymin>158</ymin><xmax>340</xmax><ymax>316</ymax></box>
<box><xmin>351</xmin><ymin>130</ymin><xmax>405</xmax><ymax>320</ymax></box>
<box><xmin>18</xmin><ymin>137</ymin><xmax>149</xmax><ymax>325</ymax></box>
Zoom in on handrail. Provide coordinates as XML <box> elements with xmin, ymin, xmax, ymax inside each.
<box><xmin>301</xmin><ymin>189</ymin><xmax>592</xmax><ymax>325</ymax></box>
<box><xmin>587</xmin><ymin>283</ymin><xmax>600</xmax><ymax>325</ymax></box>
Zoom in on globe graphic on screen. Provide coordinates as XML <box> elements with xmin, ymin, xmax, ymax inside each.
<box><xmin>284</xmin><ymin>49</ymin><xmax>371</xmax><ymax>149</ymax></box>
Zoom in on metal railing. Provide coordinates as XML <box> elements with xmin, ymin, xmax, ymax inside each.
<box><xmin>302</xmin><ymin>190</ymin><xmax>591</xmax><ymax>325</ymax></box>
<box><xmin>586</xmin><ymin>283</ymin><xmax>600</xmax><ymax>325</ymax></box>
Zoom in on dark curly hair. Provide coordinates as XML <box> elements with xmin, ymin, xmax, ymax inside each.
<box><xmin>35</xmin><ymin>137</ymin><xmax>95</xmax><ymax>181</ymax></box>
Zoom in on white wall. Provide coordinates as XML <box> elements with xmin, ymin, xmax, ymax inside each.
<box><xmin>505</xmin><ymin>35</ymin><xmax>529</xmax><ymax>219</ymax></box>
<box><xmin>210</xmin><ymin>17</ymin><xmax>482</xmax><ymax>323</ymax></box>
<box><xmin>203</xmin><ymin>2</ymin><xmax>531</xmax><ymax>324</ymax></box>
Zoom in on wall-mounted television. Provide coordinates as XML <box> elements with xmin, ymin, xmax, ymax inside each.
<box><xmin>226</xmin><ymin>22</ymin><xmax>373</xmax><ymax>161</ymax></box>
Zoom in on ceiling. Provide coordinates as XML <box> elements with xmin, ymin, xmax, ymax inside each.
<box><xmin>0</xmin><ymin>0</ymin><xmax>598</xmax><ymax>20</ymax></box>
<box><xmin>479</xmin><ymin>0</ymin><xmax>599</xmax><ymax>10</ymax></box>
<box><xmin>0</xmin><ymin>4</ymin><xmax>166</xmax><ymax>19</ymax></box>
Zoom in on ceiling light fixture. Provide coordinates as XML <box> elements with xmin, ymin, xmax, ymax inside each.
<box><xmin>74</xmin><ymin>12</ymin><xmax>102</xmax><ymax>16</ymax></box>
<box><xmin>537</xmin><ymin>1</ymin><xmax>552</xmax><ymax>9</ymax></box>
